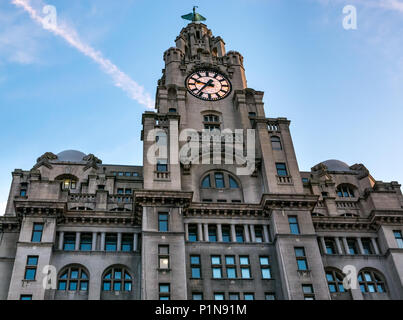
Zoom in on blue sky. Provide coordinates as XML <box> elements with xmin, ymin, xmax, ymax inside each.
<box><xmin>1</xmin><ymin>0</ymin><xmax>403</xmax><ymax>214</ymax></box>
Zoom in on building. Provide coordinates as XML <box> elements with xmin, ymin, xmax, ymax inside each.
<box><xmin>1</xmin><ymin>12</ymin><xmax>402</xmax><ymax>301</ymax></box>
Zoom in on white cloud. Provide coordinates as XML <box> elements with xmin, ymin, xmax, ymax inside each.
<box><xmin>0</xmin><ymin>201</ymin><xmax>7</xmax><ymax>216</ymax></box>
<box><xmin>11</xmin><ymin>0</ymin><xmax>155</xmax><ymax>109</ymax></box>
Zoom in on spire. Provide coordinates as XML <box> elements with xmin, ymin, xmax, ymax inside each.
<box><xmin>181</xmin><ymin>6</ymin><xmax>206</xmax><ymax>23</ymax></box>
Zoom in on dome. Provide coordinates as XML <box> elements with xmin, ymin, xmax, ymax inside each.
<box><xmin>56</xmin><ymin>150</ymin><xmax>87</xmax><ymax>163</ymax></box>
<box><xmin>320</xmin><ymin>159</ymin><xmax>352</xmax><ymax>172</ymax></box>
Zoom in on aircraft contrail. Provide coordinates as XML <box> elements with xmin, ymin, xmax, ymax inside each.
<box><xmin>12</xmin><ymin>0</ymin><xmax>155</xmax><ymax>109</ymax></box>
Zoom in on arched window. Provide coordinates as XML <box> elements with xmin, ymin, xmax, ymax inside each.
<box><xmin>58</xmin><ymin>266</ymin><xmax>89</xmax><ymax>291</ymax></box>
<box><xmin>325</xmin><ymin>269</ymin><xmax>346</xmax><ymax>293</ymax></box>
<box><xmin>358</xmin><ymin>269</ymin><xmax>386</xmax><ymax>293</ymax></box>
<box><xmin>271</xmin><ymin>136</ymin><xmax>282</xmax><ymax>150</ymax></box>
<box><xmin>336</xmin><ymin>184</ymin><xmax>356</xmax><ymax>198</ymax></box>
<box><xmin>56</xmin><ymin>174</ymin><xmax>78</xmax><ymax>190</ymax></box>
<box><xmin>102</xmin><ymin>266</ymin><xmax>133</xmax><ymax>292</ymax></box>
<box><xmin>200</xmin><ymin>171</ymin><xmax>241</xmax><ymax>189</ymax></box>
<box><xmin>203</xmin><ymin>114</ymin><xmax>221</xmax><ymax>131</ymax></box>
<box><xmin>229</xmin><ymin>176</ymin><xmax>239</xmax><ymax>189</ymax></box>
<box><xmin>168</xmin><ymin>108</ymin><xmax>177</xmax><ymax>113</ymax></box>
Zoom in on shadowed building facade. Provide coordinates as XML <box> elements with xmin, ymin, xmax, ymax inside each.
<box><xmin>0</xmin><ymin>18</ymin><xmax>402</xmax><ymax>301</ymax></box>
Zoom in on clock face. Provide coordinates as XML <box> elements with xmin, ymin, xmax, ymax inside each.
<box><xmin>185</xmin><ymin>70</ymin><xmax>232</xmax><ymax>101</ymax></box>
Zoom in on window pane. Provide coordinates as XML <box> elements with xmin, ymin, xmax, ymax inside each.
<box><xmin>260</xmin><ymin>257</ymin><xmax>269</xmax><ymax>265</ymax></box>
<box><xmin>297</xmin><ymin>260</ymin><xmax>308</xmax><ymax>270</ymax></box>
<box><xmin>214</xmin><ymin>294</ymin><xmax>224</xmax><ymax>300</ymax></box>
<box><xmin>191</xmin><ymin>268</ymin><xmax>201</xmax><ymax>278</ymax></box>
<box><xmin>229</xmin><ymin>176</ymin><xmax>239</xmax><ymax>188</ymax></box>
<box><xmin>159</xmin><ymin>285</ymin><xmax>170</xmax><ymax>293</ymax></box>
<box><xmin>27</xmin><ymin>257</ymin><xmax>38</xmax><ymax>266</ymax></box>
<box><xmin>71</xmin><ymin>270</ymin><xmax>79</xmax><ymax>279</ymax></box>
<box><xmin>229</xmin><ymin>293</ymin><xmax>239</xmax><ymax>300</ymax></box>
<box><xmin>125</xmin><ymin>282</ymin><xmax>132</xmax><ymax>291</ymax></box>
<box><xmin>114</xmin><ymin>282</ymin><xmax>122</xmax><ymax>291</ymax></box>
<box><xmin>193</xmin><ymin>294</ymin><xmax>203</xmax><ymax>300</ymax></box>
<box><xmin>213</xmin><ymin>268</ymin><xmax>222</xmax><ymax>278</ymax></box>
<box><xmin>241</xmin><ymin>268</ymin><xmax>251</xmax><ymax>278</ymax></box>
<box><xmin>80</xmin><ymin>281</ymin><xmax>88</xmax><ymax>291</ymax></box>
<box><xmin>295</xmin><ymin>248</ymin><xmax>305</xmax><ymax>257</ymax></box>
<box><xmin>201</xmin><ymin>176</ymin><xmax>211</xmax><ymax>188</ymax></box>
<box><xmin>244</xmin><ymin>294</ymin><xmax>254</xmax><ymax>300</ymax></box>
<box><xmin>225</xmin><ymin>256</ymin><xmax>235</xmax><ymax>265</ymax></box>
<box><xmin>227</xmin><ymin>267</ymin><xmax>236</xmax><ymax>279</ymax></box>
<box><xmin>211</xmin><ymin>256</ymin><xmax>221</xmax><ymax>265</ymax></box>
<box><xmin>190</xmin><ymin>256</ymin><xmax>200</xmax><ymax>264</ymax></box>
<box><xmin>25</xmin><ymin>269</ymin><xmax>36</xmax><ymax>280</ymax></box>
<box><xmin>103</xmin><ymin>282</ymin><xmax>111</xmax><ymax>291</ymax></box>
<box><xmin>262</xmin><ymin>268</ymin><xmax>271</xmax><ymax>279</ymax></box>
<box><xmin>58</xmin><ymin>281</ymin><xmax>67</xmax><ymax>290</ymax></box>
<box><xmin>329</xmin><ymin>284</ymin><xmax>337</xmax><ymax>293</ymax></box>
<box><xmin>240</xmin><ymin>257</ymin><xmax>249</xmax><ymax>265</ymax></box>
<box><xmin>214</xmin><ymin>173</ymin><xmax>225</xmax><ymax>188</ymax></box>
<box><xmin>69</xmin><ymin>281</ymin><xmax>78</xmax><ymax>291</ymax></box>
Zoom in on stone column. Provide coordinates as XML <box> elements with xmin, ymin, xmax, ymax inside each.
<box><xmin>75</xmin><ymin>232</ymin><xmax>81</xmax><ymax>251</ymax></box>
<box><xmin>184</xmin><ymin>223</ymin><xmax>189</xmax><ymax>241</ymax></box>
<box><xmin>117</xmin><ymin>233</ymin><xmax>122</xmax><ymax>251</ymax></box>
<box><xmin>133</xmin><ymin>233</ymin><xmax>138</xmax><ymax>252</ymax></box>
<box><xmin>263</xmin><ymin>225</ymin><xmax>270</xmax><ymax>243</ymax></box>
<box><xmin>58</xmin><ymin>231</ymin><xmax>64</xmax><ymax>250</ymax></box>
<box><xmin>335</xmin><ymin>237</ymin><xmax>343</xmax><ymax>254</ymax></box>
<box><xmin>244</xmin><ymin>224</ymin><xmax>250</xmax><ymax>242</ymax></box>
<box><xmin>100</xmin><ymin>232</ymin><xmax>106</xmax><ymax>251</ymax></box>
<box><xmin>197</xmin><ymin>223</ymin><xmax>203</xmax><ymax>242</ymax></box>
<box><xmin>203</xmin><ymin>223</ymin><xmax>209</xmax><ymax>242</ymax></box>
<box><xmin>357</xmin><ymin>237</ymin><xmax>365</xmax><ymax>254</ymax></box>
<box><xmin>249</xmin><ymin>225</ymin><xmax>256</xmax><ymax>242</ymax></box>
<box><xmin>320</xmin><ymin>237</ymin><xmax>326</xmax><ymax>254</ymax></box>
<box><xmin>92</xmin><ymin>232</ymin><xmax>97</xmax><ymax>251</ymax></box>
<box><xmin>342</xmin><ymin>237</ymin><xmax>350</xmax><ymax>254</ymax></box>
<box><xmin>371</xmin><ymin>238</ymin><xmax>380</xmax><ymax>254</ymax></box>
<box><xmin>217</xmin><ymin>224</ymin><xmax>223</xmax><ymax>242</ymax></box>
<box><xmin>230</xmin><ymin>224</ymin><xmax>236</xmax><ymax>242</ymax></box>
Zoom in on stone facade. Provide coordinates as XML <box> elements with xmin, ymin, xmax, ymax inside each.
<box><xmin>0</xmin><ymin>21</ymin><xmax>402</xmax><ymax>301</ymax></box>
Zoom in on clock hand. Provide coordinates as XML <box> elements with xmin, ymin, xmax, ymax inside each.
<box><xmin>198</xmin><ymin>79</ymin><xmax>213</xmax><ymax>94</ymax></box>
<box><xmin>196</xmin><ymin>80</ymin><xmax>214</xmax><ymax>87</ymax></box>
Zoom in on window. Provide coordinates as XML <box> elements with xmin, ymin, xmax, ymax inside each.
<box><xmin>208</xmin><ymin>225</ymin><xmax>217</xmax><ymax>242</ymax></box>
<box><xmin>229</xmin><ymin>176</ymin><xmax>239</xmax><ymax>188</ymax></box>
<box><xmin>235</xmin><ymin>226</ymin><xmax>244</xmax><ymax>243</ymax></box>
<box><xmin>62</xmin><ymin>179</ymin><xmax>77</xmax><ymax>190</ymax></box>
<box><xmin>225</xmin><ymin>256</ymin><xmax>237</xmax><ymax>279</ymax></box>
<box><xmin>260</xmin><ymin>257</ymin><xmax>271</xmax><ymax>279</ymax></box>
<box><xmin>204</xmin><ymin>114</ymin><xmax>220</xmax><ymax>122</ymax></box>
<box><xmin>393</xmin><ymin>231</ymin><xmax>403</xmax><ymax>248</ymax></box>
<box><xmin>244</xmin><ymin>293</ymin><xmax>254</xmax><ymax>300</ymax></box>
<box><xmin>201</xmin><ymin>175</ymin><xmax>211</xmax><ymax>188</ymax></box>
<box><xmin>288</xmin><ymin>216</ymin><xmax>300</xmax><ymax>235</ymax></box>
<box><xmin>214</xmin><ymin>173</ymin><xmax>225</xmax><ymax>188</ymax></box>
<box><xmin>265</xmin><ymin>293</ymin><xmax>276</xmax><ymax>300</ymax></box>
<box><xmin>117</xmin><ymin>188</ymin><xmax>124</xmax><ymax>194</ymax></box>
<box><xmin>276</xmin><ymin>163</ymin><xmax>288</xmax><ymax>177</ymax></box>
<box><xmin>302</xmin><ymin>178</ymin><xmax>309</xmax><ymax>183</ymax></box>
<box><xmin>217</xmin><ymin>199</ymin><xmax>227</xmax><ymax>203</ymax></box>
<box><xmin>31</xmin><ymin>223</ymin><xmax>44</xmax><ymax>242</ymax></box>
<box><xmin>20</xmin><ymin>295</ymin><xmax>32</xmax><ymax>300</ymax></box>
<box><xmin>158</xmin><ymin>213</ymin><xmax>169</xmax><ymax>232</ymax></box>
<box><xmin>302</xmin><ymin>284</ymin><xmax>315</xmax><ymax>300</ymax></box>
<box><xmin>325</xmin><ymin>269</ymin><xmax>346</xmax><ymax>293</ymax></box>
<box><xmin>358</xmin><ymin>270</ymin><xmax>386</xmax><ymax>293</ymax></box>
<box><xmin>63</xmin><ymin>232</ymin><xmax>76</xmax><ymax>251</ymax></box>
<box><xmin>159</xmin><ymin>284</ymin><xmax>170</xmax><ymax>300</ymax></box>
<box><xmin>271</xmin><ymin>136</ymin><xmax>282</xmax><ymax>150</ymax></box>
<box><xmin>336</xmin><ymin>185</ymin><xmax>355</xmax><ymax>198</ymax></box>
<box><xmin>254</xmin><ymin>226</ymin><xmax>264</xmax><ymax>243</ymax></box>
<box><xmin>24</xmin><ymin>256</ymin><xmax>38</xmax><ymax>280</ymax></box>
<box><xmin>229</xmin><ymin>293</ymin><xmax>240</xmax><ymax>300</ymax></box>
<box><xmin>240</xmin><ymin>256</ymin><xmax>251</xmax><ymax>279</ymax></box>
<box><xmin>211</xmin><ymin>256</ymin><xmax>222</xmax><ymax>279</ymax></box>
<box><xmin>168</xmin><ymin>108</ymin><xmax>177</xmax><ymax>113</ymax></box>
<box><xmin>125</xmin><ymin>189</ymin><xmax>132</xmax><ymax>194</ymax></box>
<box><xmin>58</xmin><ymin>266</ymin><xmax>89</xmax><ymax>291</ymax></box>
<box><xmin>361</xmin><ymin>238</ymin><xmax>374</xmax><ymax>255</ymax></box>
<box><xmin>80</xmin><ymin>233</ymin><xmax>92</xmax><ymax>251</ymax></box>
<box><xmin>159</xmin><ymin>245</ymin><xmax>170</xmax><ymax>270</ymax></box>
<box><xmin>118</xmin><ymin>172</ymin><xmax>124</xmax><ymax>177</ymax></box>
<box><xmin>190</xmin><ymin>255</ymin><xmax>201</xmax><ymax>279</ymax></box>
<box><xmin>125</xmin><ymin>172</ymin><xmax>131</xmax><ymax>177</ymax></box>
<box><xmin>192</xmin><ymin>293</ymin><xmax>203</xmax><ymax>300</ymax></box>
<box><xmin>324</xmin><ymin>238</ymin><xmax>336</xmax><ymax>254</ymax></box>
<box><xmin>203</xmin><ymin>114</ymin><xmax>221</xmax><ymax>131</ymax></box>
<box><xmin>295</xmin><ymin>248</ymin><xmax>308</xmax><ymax>271</ymax></box>
<box><xmin>222</xmin><ymin>225</ymin><xmax>231</xmax><ymax>242</ymax></box>
<box><xmin>214</xmin><ymin>293</ymin><xmax>225</xmax><ymax>300</ymax></box>
<box><xmin>20</xmin><ymin>183</ymin><xmax>28</xmax><ymax>197</ymax></box>
<box><xmin>121</xmin><ymin>234</ymin><xmax>134</xmax><ymax>252</ymax></box>
<box><xmin>188</xmin><ymin>224</ymin><xmax>198</xmax><ymax>242</ymax></box>
<box><xmin>347</xmin><ymin>238</ymin><xmax>358</xmax><ymax>255</ymax></box>
<box><xmin>105</xmin><ymin>233</ymin><xmax>117</xmax><ymax>251</ymax></box>
<box><xmin>157</xmin><ymin>159</ymin><xmax>168</xmax><ymax>172</ymax></box>
<box><xmin>102</xmin><ymin>267</ymin><xmax>132</xmax><ymax>292</ymax></box>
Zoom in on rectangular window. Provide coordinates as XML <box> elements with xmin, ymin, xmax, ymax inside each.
<box><xmin>63</xmin><ymin>232</ymin><xmax>76</xmax><ymax>251</ymax></box>
<box><xmin>80</xmin><ymin>233</ymin><xmax>92</xmax><ymax>251</ymax></box>
<box><xmin>192</xmin><ymin>293</ymin><xmax>203</xmax><ymax>300</ymax></box>
<box><xmin>117</xmin><ymin>188</ymin><xmax>124</xmax><ymax>194</ymax></box>
<box><xmin>244</xmin><ymin>293</ymin><xmax>254</xmax><ymax>300</ymax></box>
<box><xmin>20</xmin><ymin>188</ymin><xmax>27</xmax><ymax>197</ymax></box>
<box><xmin>302</xmin><ymin>284</ymin><xmax>315</xmax><ymax>300</ymax></box>
<box><xmin>393</xmin><ymin>231</ymin><xmax>403</xmax><ymax>248</ymax></box>
<box><xmin>265</xmin><ymin>293</ymin><xmax>276</xmax><ymax>300</ymax></box>
<box><xmin>325</xmin><ymin>238</ymin><xmax>336</xmax><ymax>254</ymax></box>
<box><xmin>295</xmin><ymin>247</ymin><xmax>308</xmax><ymax>271</ymax></box>
<box><xmin>159</xmin><ymin>284</ymin><xmax>170</xmax><ymax>300</ymax></box>
<box><xmin>105</xmin><ymin>233</ymin><xmax>117</xmax><ymax>251</ymax></box>
<box><xmin>157</xmin><ymin>159</ymin><xmax>168</xmax><ymax>172</ymax></box>
<box><xmin>211</xmin><ymin>256</ymin><xmax>222</xmax><ymax>279</ymax></box>
<box><xmin>361</xmin><ymin>238</ymin><xmax>373</xmax><ymax>255</ymax></box>
<box><xmin>188</xmin><ymin>224</ymin><xmax>198</xmax><ymax>242</ymax></box>
<box><xmin>121</xmin><ymin>234</ymin><xmax>134</xmax><ymax>252</ymax></box>
<box><xmin>225</xmin><ymin>256</ymin><xmax>237</xmax><ymax>279</ymax></box>
<box><xmin>214</xmin><ymin>293</ymin><xmax>225</xmax><ymax>300</ymax></box>
<box><xmin>276</xmin><ymin>163</ymin><xmax>288</xmax><ymax>177</ymax></box>
<box><xmin>24</xmin><ymin>256</ymin><xmax>38</xmax><ymax>280</ymax></box>
<box><xmin>288</xmin><ymin>216</ymin><xmax>300</xmax><ymax>235</ymax></box>
<box><xmin>158</xmin><ymin>245</ymin><xmax>169</xmax><ymax>270</ymax></box>
<box><xmin>31</xmin><ymin>223</ymin><xmax>44</xmax><ymax>243</ymax></box>
<box><xmin>347</xmin><ymin>239</ymin><xmax>358</xmax><ymax>255</ymax></box>
<box><xmin>235</xmin><ymin>226</ymin><xmax>244</xmax><ymax>243</ymax></box>
<box><xmin>260</xmin><ymin>256</ymin><xmax>271</xmax><ymax>279</ymax></box>
<box><xmin>229</xmin><ymin>293</ymin><xmax>240</xmax><ymax>300</ymax></box>
<box><xmin>240</xmin><ymin>256</ymin><xmax>251</xmax><ymax>279</ymax></box>
<box><xmin>20</xmin><ymin>295</ymin><xmax>32</xmax><ymax>300</ymax></box>
<box><xmin>214</xmin><ymin>173</ymin><xmax>225</xmax><ymax>188</ymax></box>
<box><xmin>222</xmin><ymin>225</ymin><xmax>231</xmax><ymax>242</ymax></box>
<box><xmin>254</xmin><ymin>226</ymin><xmax>263</xmax><ymax>243</ymax></box>
<box><xmin>208</xmin><ymin>225</ymin><xmax>217</xmax><ymax>242</ymax></box>
<box><xmin>158</xmin><ymin>213</ymin><xmax>169</xmax><ymax>232</ymax></box>
<box><xmin>190</xmin><ymin>255</ymin><xmax>201</xmax><ymax>279</ymax></box>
